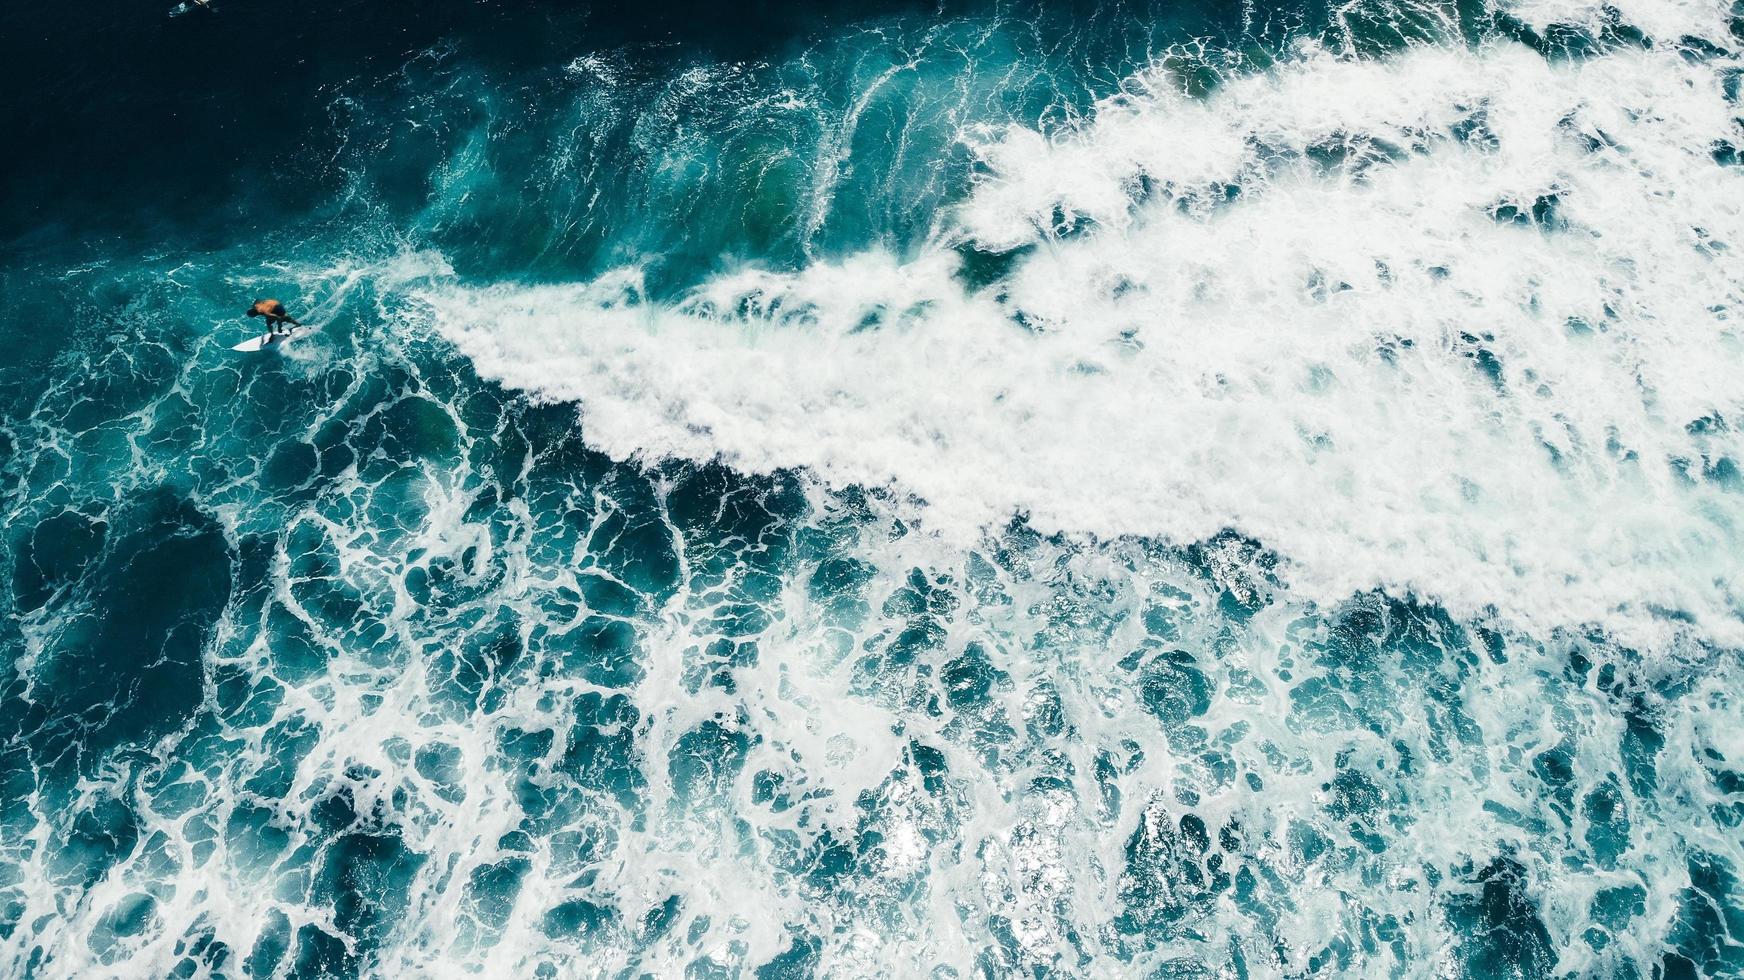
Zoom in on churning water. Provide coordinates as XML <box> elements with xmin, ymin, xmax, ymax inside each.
<box><xmin>2</xmin><ymin>0</ymin><xmax>1742</xmax><ymax>975</ymax></box>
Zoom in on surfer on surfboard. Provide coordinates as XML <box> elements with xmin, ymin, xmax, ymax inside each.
<box><xmin>245</xmin><ymin>298</ymin><xmax>302</xmax><ymax>342</ymax></box>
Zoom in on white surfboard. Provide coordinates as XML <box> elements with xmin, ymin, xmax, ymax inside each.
<box><xmin>231</xmin><ymin>331</ymin><xmax>293</xmax><ymax>352</ymax></box>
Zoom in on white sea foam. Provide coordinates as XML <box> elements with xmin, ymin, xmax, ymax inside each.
<box><xmin>14</xmin><ymin>4</ymin><xmax>1744</xmax><ymax>978</ymax></box>
<box><xmin>428</xmin><ymin>37</ymin><xmax>1744</xmax><ymax>648</ymax></box>
<box><xmin>1507</xmin><ymin>0</ymin><xmax>1732</xmax><ymax>41</ymax></box>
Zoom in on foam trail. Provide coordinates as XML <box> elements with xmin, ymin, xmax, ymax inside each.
<box><xmin>430</xmin><ymin>37</ymin><xmax>1744</xmax><ymax>649</ymax></box>
<box><xmin>6</xmin><ymin>0</ymin><xmax>1744</xmax><ymax>976</ymax></box>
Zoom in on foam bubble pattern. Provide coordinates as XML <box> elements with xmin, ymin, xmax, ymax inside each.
<box><xmin>1</xmin><ymin>0</ymin><xmax>1742</xmax><ymax>976</ymax></box>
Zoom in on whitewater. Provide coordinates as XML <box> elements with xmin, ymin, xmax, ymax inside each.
<box><xmin>1</xmin><ymin>0</ymin><xmax>1742</xmax><ymax>976</ymax></box>
<box><xmin>433</xmin><ymin>35</ymin><xmax>1744</xmax><ymax>650</ymax></box>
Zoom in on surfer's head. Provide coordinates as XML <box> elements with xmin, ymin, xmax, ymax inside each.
<box><xmin>245</xmin><ymin>306</ymin><xmax>260</xmax><ymax>317</ymax></box>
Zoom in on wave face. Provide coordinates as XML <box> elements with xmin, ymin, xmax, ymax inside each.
<box><xmin>3</xmin><ymin>0</ymin><xmax>1743</xmax><ymax>976</ymax></box>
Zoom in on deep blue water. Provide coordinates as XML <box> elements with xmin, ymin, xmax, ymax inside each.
<box><xmin>3</xmin><ymin>0</ymin><xmax>1744</xmax><ymax>976</ymax></box>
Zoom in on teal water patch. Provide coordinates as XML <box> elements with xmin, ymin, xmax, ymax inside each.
<box><xmin>0</xmin><ymin>284</ymin><xmax>1739</xmax><ymax>972</ymax></box>
<box><xmin>3</xmin><ymin>0</ymin><xmax>1744</xmax><ymax>974</ymax></box>
<box><xmin>3</xmin><ymin>492</ymin><xmax>228</xmax><ymax>780</ymax></box>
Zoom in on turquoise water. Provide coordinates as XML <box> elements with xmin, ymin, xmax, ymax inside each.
<box><xmin>3</xmin><ymin>0</ymin><xmax>1744</xmax><ymax>975</ymax></box>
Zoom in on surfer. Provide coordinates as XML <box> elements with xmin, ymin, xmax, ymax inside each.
<box><xmin>245</xmin><ymin>299</ymin><xmax>302</xmax><ymax>340</ymax></box>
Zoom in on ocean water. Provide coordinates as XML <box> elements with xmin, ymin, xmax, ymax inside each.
<box><xmin>2</xmin><ymin>0</ymin><xmax>1742</xmax><ymax>975</ymax></box>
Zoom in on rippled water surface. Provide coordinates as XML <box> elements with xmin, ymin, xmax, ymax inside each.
<box><xmin>2</xmin><ymin>0</ymin><xmax>1742</xmax><ymax>975</ymax></box>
